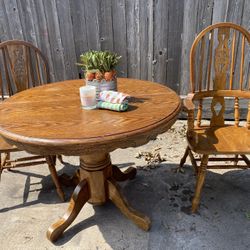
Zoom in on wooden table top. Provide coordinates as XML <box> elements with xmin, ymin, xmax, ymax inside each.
<box><xmin>0</xmin><ymin>78</ymin><xmax>181</xmax><ymax>155</ymax></box>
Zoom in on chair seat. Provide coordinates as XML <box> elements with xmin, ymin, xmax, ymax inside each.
<box><xmin>187</xmin><ymin>125</ymin><xmax>250</xmax><ymax>154</ymax></box>
<box><xmin>0</xmin><ymin>136</ymin><xmax>18</xmax><ymax>152</ymax></box>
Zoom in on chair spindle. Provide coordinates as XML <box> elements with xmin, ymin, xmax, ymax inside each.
<box><xmin>198</xmin><ymin>37</ymin><xmax>205</xmax><ymax>91</ymax></box>
<box><xmin>197</xmin><ymin>99</ymin><xmax>203</xmax><ymax>127</ymax></box>
<box><xmin>207</xmin><ymin>30</ymin><xmax>214</xmax><ymax>91</ymax></box>
<box><xmin>234</xmin><ymin>97</ymin><xmax>239</xmax><ymax>126</ymax></box>
<box><xmin>229</xmin><ymin>30</ymin><xmax>236</xmax><ymax>90</ymax></box>
<box><xmin>25</xmin><ymin>46</ymin><xmax>31</xmax><ymax>89</ymax></box>
<box><xmin>247</xmin><ymin>101</ymin><xmax>250</xmax><ymax>129</ymax></box>
<box><xmin>35</xmin><ymin>53</ymin><xmax>41</xmax><ymax>85</ymax></box>
<box><xmin>239</xmin><ymin>36</ymin><xmax>245</xmax><ymax>90</ymax></box>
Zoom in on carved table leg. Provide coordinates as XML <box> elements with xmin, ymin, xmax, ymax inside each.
<box><xmin>47</xmin><ymin>179</ymin><xmax>90</xmax><ymax>242</ymax></box>
<box><xmin>108</xmin><ymin>179</ymin><xmax>151</xmax><ymax>231</ymax></box>
<box><xmin>47</xmin><ymin>152</ymin><xmax>150</xmax><ymax>242</ymax></box>
<box><xmin>112</xmin><ymin>165</ymin><xmax>137</xmax><ymax>181</ymax></box>
<box><xmin>59</xmin><ymin>170</ymin><xmax>81</xmax><ymax>187</ymax></box>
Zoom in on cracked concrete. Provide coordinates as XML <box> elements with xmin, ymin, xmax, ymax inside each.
<box><xmin>0</xmin><ymin>120</ymin><xmax>249</xmax><ymax>250</ymax></box>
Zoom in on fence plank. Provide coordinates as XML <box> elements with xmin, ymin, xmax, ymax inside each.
<box><xmin>126</xmin><ymin>0</ymin><xmax>140</xmax><ymax>78</ymax></box>
<box><xmin>180</xmin><ymin>0</ymin><xmax>199</xmax><ymax>94</ymax></box>
<box><xmin>56</xmin><ymin>0</ymin><xmax>78</xmax><ymax>80</ymax></box>
<box><xmin>152</xmin><ymin>0</ymin><xmax>169</xmax><ymax>84</ymax></box>
<box><xmin>212</xmin><ymin>0</ymin><xmax>229</xmax><ymax>23</ymax></box>
<box><xmin>0</xmin><ymin>0</ymin><xmax>249</xmax><ymax>96</ymax></box>
<box><xmin>111</xmin><ymin>0</ymin><xmax>128</xmax><ymax>77</ymax></box>
<box><xmin>42</xmin><ymin>0</ymin><xmax>66</xmax><ymax>81</ymax></box>
<box><xmin>17</xmin><ymin>0</ymin><xmax>37</xmax><ymax>45</ymax></box>
<box><xmin>69</xmin><ymin>0</ymin><xmax>88</xmax><ymax>78</ymax></box>
<box><xmin>3</xmin><ymin>0</ymin><xmax>23</xmax><ymax>40</ymax></box>
<box><xmin>166</xmin><ymin>0</ymin><xmax>184</xmax><ymax>91</ymax></box>
<box><xmin>0</xmin><ymin>0</ymin><xmax>12</xmax><ymax>42</ymax></box>
<box><xmin>97</xmin><ymin>0</ymin><xmax>114</xmax><ymax>51</ymax></box>
<box><xmin>31</xmin><ymin>0</ymin><xmax>55</xmax><ymax>81</ymax></box>
<box><xmin>84</xmin><ymin>0</ymin><xmax>101</xmax><ymax>51</ymax></box>
<box><xmin>147</xmin><ymin>0</ymin><xmax>154</xmax><ymax>81</ymax></box>
<box><xmin>138</xmin><ymin>0</ymin><xmax>151</xmax><ymax>80</ymax></box>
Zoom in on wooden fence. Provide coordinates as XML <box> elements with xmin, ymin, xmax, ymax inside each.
<box><xmin>0</xmin><ymin>0</ymin><xmax>249</xmax><ymax>94</ymax></box>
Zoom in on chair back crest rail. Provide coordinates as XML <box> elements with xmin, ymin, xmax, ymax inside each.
<box><xmin>187</xmin><ymin>22</ymin><xmax>250</xmax><ymax>130</ymax></box>
<box><xmin>0</xmin><ymin>40</ymin><xmax>50</xmax><ymax>100</ymax></box>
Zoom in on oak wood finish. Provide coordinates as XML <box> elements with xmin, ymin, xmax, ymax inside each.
<box><xmin>0</xmin><ymin>40</ymin><xmax>64</xmax><ymax>201</ymax></box>
<box><xmin>0</xmin><ymin>78</ymin><xmax>181</xmax><ymax>241</ymax></box>
<box><xmin>47</xmin><ymin>179</ymin><xmax>90</xmax><ymax>242</ymax></box>
<box><xmin>180</xmin><ymin>23</ymin><xmax>250</xmax><ymax>213</ymax></box>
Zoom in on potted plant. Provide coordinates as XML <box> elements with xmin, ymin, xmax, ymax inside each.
<box><xmin>78</xmin><ymin>50</ymin><xmax>121</xmax><ymax>97</ymax></box>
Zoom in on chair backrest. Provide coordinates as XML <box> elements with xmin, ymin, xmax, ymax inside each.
<box><xmin>0</xmin><ymin>40</ymin><xmax>50</xmax><ymax>100</ymax></box>
<box><xmin>189</xmin><ymin>22</ymin><xmax>250</xmax><ymax>127</ymax></box>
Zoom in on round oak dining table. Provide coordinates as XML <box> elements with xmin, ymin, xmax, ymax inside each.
<box><xmin>0</xmin><ymin>78</ymin><xmax>181</xmax><ymax>242</ymax></box>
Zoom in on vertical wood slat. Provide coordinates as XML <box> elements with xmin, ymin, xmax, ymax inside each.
<box><xmin>25</xmin><ymin>46</ymin><xmax>31</xmax><ymax>89</ymax></box>
<box><xmin>147</xmin><ymin>0</ymin><xmax>154</xmax><ymax>81</ymax></box>
<box><xmin>138</xmin><ymin>0</ymin><xmax>151</xmax><ymax>80</ymax></box>
<box><xmin>197</xmin><ymin>99</ymin><xmax>203</xmax><ymax>127</ymax></box>
<box><xmin>111</xmin><ymin>0</ymin><xmax>128</xmax><ymax>77</ymax></box>
<box><xmin>0</xmin><ymin>0</ymin><xmax>12</xmax><ymax>41</ymax></box>
<box><xmin>247</xmin><ymin>101</ymin><xmax>250</xmax><ymax>129</ymax></box>
<box><xmin>198</xmin><ymin>36</ymin><xmax>205</xmax><ymax>91</ymax></box>
<box><xmin>229</xmin><ymin>30</ymin><xmax>236</xmax><ymax>90</ymax></box>
<box><xmin>3</xmin><ymin>0</ymin><xmax>24</xmax><ymax>40</ymax></box>
<box><xmin>0</xmin><ymin>64</ymin><xmax>4</xmax><ymax>99</ymax></box>
<box><xmin>0</xmin><ymin>1</ymin><xmax>249</xmax><ymax>96</ymax></box>
<box><xmin>2</xmin><ymin>47</ymin><xmax>13</xmax><ymax>96</ymax></box>
<box><xmin>166</xmin><ymin>0</ymin><xmax>184</xmax><ymax>91</ymax></box>
<box><xmin>98</xmin><ymin>0</ymin><xmax>114</xmax><ymax>51</ymax></box>
<box><xmin>3</xmin><ymin>46</ymin><xmax>18</xmax><ymax>94</ymax></box>
<box><xmin>55</xmin><ymin>0</ymin><xmax>78</xmax><ymax>80</ymax></box>
<box><xmin>42</xmin><ymin>0</ymin><xmax>66</xmax><ymax>81</ymax></box>
<box><xmin>239</xmin><ymin>36</ymin><xmax>245</xmax><ymax>90</ymax></box>
<box><xmin>83</xmin><ymin>0</ymin><xmax>101</xmax><ymax>51</ymax></box>
<box><xmin>126</xmin><ymin>0</ymin><xmax>140</xmax><ymax>78</ymax></box>
<box><xmin>152</xmin><ymin>0</ymin><xmax>169</xmax><ymax>84</ymax></box>
<box><xmin>234</xmin><ymin>97</ymin><xmax>240</xmax><ymax>126</ymax></box>
<box><xmin>35</xmin><ymin>52</ymin><xmax>41</xmax><ymax>85</ymax></box>
<box><xmin>29</xmin><ymin>48</ymin><xmax>36</xmax><ymax>87</ymax></box>
<box><xmin>69</xmin><ymin>0</ymin><xmax>88</xmax><ymax>78</ymax></box>
<box><xmin>207</xmin><ymin>30</ymin><xmax>214</xmax><ymax>91</ymax></box>
<box><xmin>17</xmin><ymin>0</ymin><xmax>37</xmax><ymax>44</ymax></box>
<box><xmin>32</xmin><ymin>0</ymin><xmax>55</xmax><ymax>82</ymax></box>
<box><xmin>190</xmin><ymin>48</ymin><xmax>196</xmax><ymax>93</ymax></box>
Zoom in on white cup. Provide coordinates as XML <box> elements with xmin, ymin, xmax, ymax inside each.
<box><xmin>79</xmin><ymin>85</ymin><xmax>96</xmax><ymax>110</ymax></box>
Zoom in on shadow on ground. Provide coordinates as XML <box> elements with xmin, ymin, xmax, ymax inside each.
<box><xmin>0</xmin><ymin>155</ymin><xmax>250</xmax><ymax>249</ymax></box>
<box><xmin>44</xmin><ymin>163</ymin><xmax>250</xmax><ymax>250</ymax></box>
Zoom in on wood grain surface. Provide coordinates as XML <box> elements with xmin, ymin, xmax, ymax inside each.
<box><xmin>0</xmin><ymin>78</ymin><xmax>181</xmax><ymax>155</ymax></box>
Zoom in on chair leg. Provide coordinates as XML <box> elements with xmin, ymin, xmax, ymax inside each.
<box><xmin>191</xmin><ymin>154</ymin><xmax>209</xmax><ymax>213</ymax></box>
<box><xmin>189</xmin><ymin>150</ymin><xmax>199</xmax><ymax>175</ymax></box>
<box><xmin>0</xmin><ymin>153</ymin><xmax>2</xmax><ymax>180</ymax></box>
<box><xmin>2</xmin><ymin>152</ymin><xmax>10</xmax><ymax>167</ymax></box>
<box><xmin>180</xmin><ymin>146</ymin><xmax>189</xmax><ymax>168</ymax></box>
<box><xmin>57</xmin><ymin>155</ymin><xmax>64</xmax><ymax>164</ymax></box>
<box><xmin>46</xmin><ymin>156</ymin><xmax>65</xmax><ymax>201</ymax></box>
<box><xmin>234</xmin><ymin>154</ymin><xmax>239</xmax><ymax>166</ymax></box>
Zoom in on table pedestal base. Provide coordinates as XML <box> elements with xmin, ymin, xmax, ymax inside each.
<box><xmin>47</xmin><ymin>153</ymin><xmax>151</xmax><ymax>242</ymax></box>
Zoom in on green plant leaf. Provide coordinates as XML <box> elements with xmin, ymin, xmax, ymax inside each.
<box><xmin>78</xmin><ymin>50</ymin><xmax>122</xmax><ymax>72</ymax></box>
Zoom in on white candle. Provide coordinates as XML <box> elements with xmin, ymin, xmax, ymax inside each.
<box><xmin>79</xmin><ymin>85</ymin><xmax>96</xmax><ymax>110</ymax></box>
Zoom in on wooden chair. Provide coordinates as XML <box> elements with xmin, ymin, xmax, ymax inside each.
<box><xmin>180</xmin><ymin>23</ymin><xmax>250</xmax><ymax>213</ymax></box>
<box><xmin>0</xmin><ymin>40</ymin><xmax>65</xmax><ymax>201</ymax></box>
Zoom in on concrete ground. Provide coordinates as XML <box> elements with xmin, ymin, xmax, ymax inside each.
<box><xmin>0</xmin><ymin>120</ymin><xmax>249</xmax><ymax>250</ymax></box>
